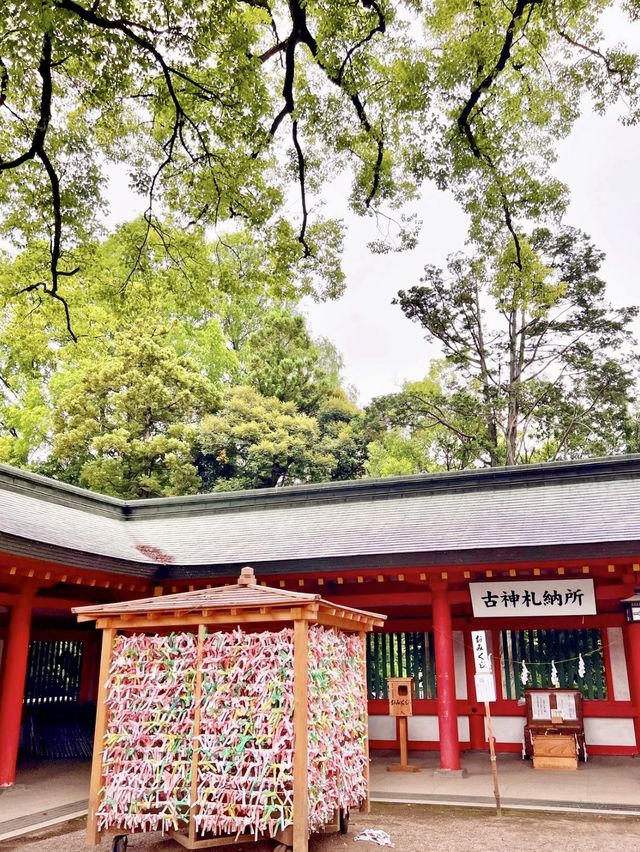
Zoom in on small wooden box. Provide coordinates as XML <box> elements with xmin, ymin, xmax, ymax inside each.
<box><xmin>388</xmin><ymin>677</ymin><xmax>413</xmax><ymax>717</ymax></box>
<box><xmin>532</xmin><ymin>733</ymin><xmax>578</xmax><ymax>770</ymax></box>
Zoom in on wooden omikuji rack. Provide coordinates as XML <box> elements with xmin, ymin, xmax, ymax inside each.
<box><xmin>74</xmin><ymin>567</ymin><xmax>385</xmax><ymax>852</ymax></box>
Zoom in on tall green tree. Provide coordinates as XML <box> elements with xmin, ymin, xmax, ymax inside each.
<box><xmin>366</xmin><ymin>363</ymin><xmax>492</xmax><ymax>474</ymax></box>
<box><xmin>389</xmin><ymin>228</ymin><xmax>638</xmax><ymax>467</ymax></box>
<box><xmin>42</xmin><ymin>326</ymin><xmax>218</xmax><ymax>497</ymax></box>
<box><xmin>240</xmin><ymin>309</ymin><xmax>339</xmax><ymax>415</ymax></box>
<box><xmin>0</xmin><ymin>219</ymin><xmax>346</xmax><ymax>467</ymax></box>
<box><xmin>196</xmin><ymin>386</ymin><xmax>334</xmax><ymax>490</ymax></box>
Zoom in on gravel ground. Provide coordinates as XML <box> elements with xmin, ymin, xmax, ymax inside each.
<box><xmin>3</xmin><ymin>805</ymin><xmax>640</xmax><ymax>852</ymax></box>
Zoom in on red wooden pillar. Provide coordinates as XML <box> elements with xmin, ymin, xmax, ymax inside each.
<box><xmin>431</xmin><ymin>580</ymin><xmax>466</xmax><ymax>776</ymax></box>
<box><xmin>0</xmin><ymin>587</ymin><xmax>35</xmax><ymax>786</ymax></box>
<box><xmin>622</xmin><ymin>620</ymin><xmax>640</xmax><ymax>755</ymax></box>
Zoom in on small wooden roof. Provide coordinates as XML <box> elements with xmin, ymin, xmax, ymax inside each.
<box><xmin>73</xmin><ymin>566</ymin><xmax>386</xmax><ymax>632</ymax></box>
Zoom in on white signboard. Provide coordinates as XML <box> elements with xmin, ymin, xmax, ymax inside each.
<box><xmin>530</xmin><ymin>692</ymin><xmax>551</xmax><ymax>720</ymax></box>
<box><xmin>555</xmin><ymin>692</ymin><xmax>577</xmax><ymax>721</ymax></box>
<box><xmin>470</xmin><ymin>579</ymin><xmax>596</xmax><ymax>618</ymax></box>
<box><xmin>474</xmin><ymin>673</ymin><xmax>497</xmax><ymax>702</ymax></box>
<box><xmin>471</xmin><ymin>630</ymin><xmax>492</xmax><ymax>673</ymax></box>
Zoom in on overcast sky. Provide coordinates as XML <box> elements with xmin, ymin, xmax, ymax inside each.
<box><xmin>303</xmin><ymin>8</ymin><xmax>640</xmax><ymax>404</ymax></box>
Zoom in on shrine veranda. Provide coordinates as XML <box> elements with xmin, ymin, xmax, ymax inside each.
<box><xmin>1</xmin><ymin>455</ymin><xmax>640</xmax><ymax>794</ymax></box>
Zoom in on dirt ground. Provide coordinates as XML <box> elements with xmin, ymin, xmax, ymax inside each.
<box><xmin>3</xmin><ymin>804</ymin><xmax>640</xmax><ymax>852</ymax></box>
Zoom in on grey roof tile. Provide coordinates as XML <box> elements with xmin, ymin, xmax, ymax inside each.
<box><xmin>1</xmin><ymin>457</ymin><xmax>640</xmax><ymax>571</ymax></box>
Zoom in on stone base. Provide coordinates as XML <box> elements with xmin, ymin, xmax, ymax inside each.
<box><xmin>433</xmin><ymin>767</ymin><xmax>468</xmax><ymax>779</ymax></box>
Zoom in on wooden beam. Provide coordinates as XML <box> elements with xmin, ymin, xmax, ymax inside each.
<box><xmin>316</xmin><ymin>613</ymin><xmax>379</xmax><ymax>632</ymax></box>
<box><xmin>87</xmin><ymin>627</ymin><xmax>115</xmax><ymax>846</ymax></box>
<box><xmin>359</xmin><ymin>631</ymin><xmax>370</xmax><ymax>816</ymax></box>
<box><xmin>95</xmin><ymin>609</ymin><xmax>315</xmax><ymax>631</ymax></box>
<box><xmin>188</xmin><ymin>625</ymin><xmax>206</xmax><ymax>845</ymax></box>
<box><xmin>292</xmin><ymin>618</ymin><xmax>309</xmax><ymax>852</ymax></box>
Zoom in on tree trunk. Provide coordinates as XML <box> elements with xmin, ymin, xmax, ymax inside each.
<box><xmin>473</xmin><ymin>284</ymin><xmax>500</xmax><ymax>466</ymax></box>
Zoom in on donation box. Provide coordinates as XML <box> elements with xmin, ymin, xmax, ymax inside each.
<box><xmin>388</xmin><ymin>677</ymin><xmax>414</xmax><ymax>717</ymax></box>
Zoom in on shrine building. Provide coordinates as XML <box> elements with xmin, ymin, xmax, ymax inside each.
<box><xmin>1</xmin><ymin>454</ymin><xmax>639</xmax><ymax>786</ymax></box>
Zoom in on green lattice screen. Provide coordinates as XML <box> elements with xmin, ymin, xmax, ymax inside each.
<box><xmin>500</xmin><ymin>628</ymin><xmax>607</xmax><ymax>700</ymax></box>
<box><xmin>366</xmin><ymin>632</ymin><xmax>435</xmax><ymax>699</ymax></box>
<box><xmin>24</xmin><ymin>640</ymin><xmax>84</xmax><ymax>705</ymax></box>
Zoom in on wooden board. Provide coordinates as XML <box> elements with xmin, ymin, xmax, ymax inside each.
<box><xmin>532</xmin><ymin>734</ymin><xmax>577</xmax><ymax>759</ymax></box>
<box><xmin>532</xmin><ymin>755</ymin><xmax>578</xmax><ymax>771</ymax></box>
<box><xmin>171</xmin><ymin>830</ymin><xmax>258</xmax><ymax>849</ymax></box>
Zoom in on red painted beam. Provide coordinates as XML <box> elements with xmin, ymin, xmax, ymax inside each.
<box><xmin>0</xmin><ymin>593</ymin><xmax>96</xmax><ymax>611</ymax></box>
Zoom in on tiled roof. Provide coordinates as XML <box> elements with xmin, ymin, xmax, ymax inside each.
<box><xmin>73</xmin><ymin>566</ymin><xmax>384</xmax><ymax>623</ymax></box>
<box><xmin>2</xmin><ymin>456</ymin><xmax>640</xmax><ymax>576</ymax></box>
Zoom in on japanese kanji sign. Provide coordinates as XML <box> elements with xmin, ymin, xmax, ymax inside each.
<box><xmin>471</xmin><ymin>630</ymin><xmax>492</xmax><ymax>673</ymax></box>
<box><xmin>471</xmin><ymin>631</ymin><xmax>497</xmax><ymax>702</ymax></box>
<box><xmin>470</xmin><ymin>579</ymin><xmax>596</xmax><ymax>618</ymax></box>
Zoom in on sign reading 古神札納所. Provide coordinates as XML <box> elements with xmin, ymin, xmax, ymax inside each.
<box><xmin>469</xmin><ymin>579</ymin><xmax>596</xmax><ymax>618</ymax></box>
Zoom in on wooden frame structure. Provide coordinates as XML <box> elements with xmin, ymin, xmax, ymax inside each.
<box><xmin>74</xmin><ymin>566</ymin><xmax>385</xmax><ymax>852</ymax></box>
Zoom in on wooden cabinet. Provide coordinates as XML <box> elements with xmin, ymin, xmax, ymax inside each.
<box><xmin>523</xmin><ymin>688</ymin><xmax>586</xmax><ymax>768</ymax></box>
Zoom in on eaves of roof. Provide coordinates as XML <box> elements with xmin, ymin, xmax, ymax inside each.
<box><xmin>3</xmin><ymin>454</ymin><xmax>640</xmax><ymax>578</ymax></box>
<box><xmin>4</xmin><ymin>453</ymin><xmax>640</xmax><ymax>521</ymax></box>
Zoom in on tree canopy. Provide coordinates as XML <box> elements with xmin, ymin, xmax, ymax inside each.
<box><xmin>2</xmin><ymin>1</ymin><xmax>640</xmax><ymax>492</ymax></box>
<box><xmin>2</xmin><ymin>0</ymin><xmax>640</xmax><ymax>337</ymax></box>
<box><xmin>375</xmin><ymin>228</ymin><xmax>638</xmax><ymax>468</ymax></box>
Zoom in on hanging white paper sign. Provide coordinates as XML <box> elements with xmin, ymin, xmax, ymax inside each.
<box><xmin>471</xmin><ymin>630</ymin><xmax>492</xmax><ymax>673</ymax></box>
<box><xmin>474</xmin><ymin>673</ymin><xmax>497</xmax><ymax>703</ymax></box>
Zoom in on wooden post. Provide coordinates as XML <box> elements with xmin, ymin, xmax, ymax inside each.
<box><xmin>87</xmin><ymin>627</ymin><xmax>115</xmax><ymax>846</ymax></box>
<box><xmin>360</xmin><ymin>631</ymin><xmax>370</xmax><ymax>814</ymax></box>
<box><xmin>292</xmin><ymin>618</ymin><xmax>309</xmax><ymax>852</ymax></box>
<box><xmin>188</xmin><ymin>624</ymin><xmax>206</xmax><ymax>844</ymax></box>
<box><xmin>398</xmin><ymin>716</ymin><xmax>409</xmax><ymax>766</ymax></box>
<box><xmin>484</xmin><ymin>701</ymin><xmax>501</xmax><ymax>818</ymax></box>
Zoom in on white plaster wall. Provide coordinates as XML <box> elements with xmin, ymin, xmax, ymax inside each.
<box><xmin>368</xmin><ymin>716</ymin><xmax>395</xmax><ymax>741</ymax></box>
<box><xmin>489</xmin><ymin>716</ymin><xmax>525</xmax><ymax>744</ymax></box>
<box><xmin>584</xmin><ymin>718</ymin><xmax>636</xmax><ymax>747</ymax></box>
<box><xmin>372</xmin><ymin>714</ymin><xmax>637</xmax><ymax>748</ymax></box>
<box><xmin>607</xmin><ymin>627</ymin><xmax>631</xmax><ymax>701</ymax></box>
<box><xmin>407</xmin><ymin>715</ymin><xmax>470</xmax><ymax>742</ymax></box>
<box><xmin>453</xmin><ymin>630</ymin><xmax>467</xmax><ymax>700</ymax></box>
<box><xmin>407</xmin><ymin>715</ymin><xmax>438</xmax><ymax>740</ymax></box>
<box><xmin>458</xmin><ymin>716</ymin><xmax>470</xmax><ymax>741</ymax></box>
